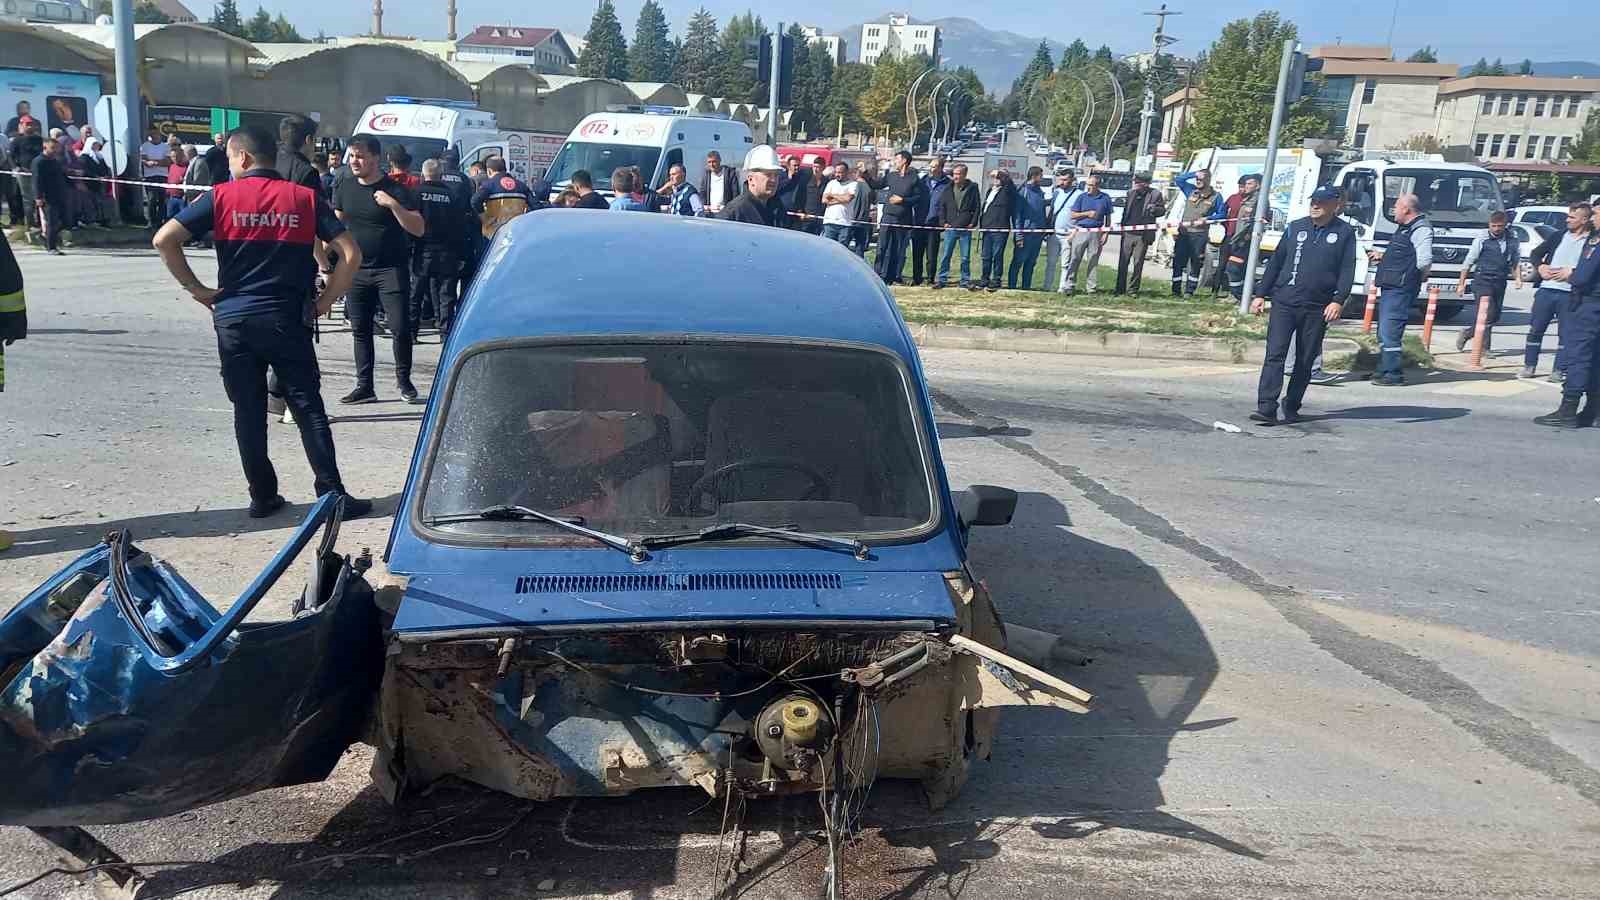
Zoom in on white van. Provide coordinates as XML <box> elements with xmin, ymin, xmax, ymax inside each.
<box><xmin>350</xmin><ymin>97</ymin><xmax>561</xmax><ymax>182</ymax></box>
<box><xmin>544</xmin><ymin>107</ymin><xmax>754</xmax><ymax>198</ymax></box>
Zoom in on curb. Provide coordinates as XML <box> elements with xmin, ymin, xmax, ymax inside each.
<box><xmin>11</xmin><ymin>226</ymin><xmax>152</xmax><ymax>249</ymax></box>
<box><xmin>907</xmin><ymin>323</ymin><xmax>1362</xmax><ymax>365</ymax></box>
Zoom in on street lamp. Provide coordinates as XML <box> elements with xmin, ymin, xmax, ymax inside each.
<box><xmin>928</xmin><ymin>76</ymin><xmax>953</xmax><ymax>153</ymax></box>
<box><xmin>905</xmin><ymin>66</ymin><xmax>936</xmax><ymax>150</ymax></box>
<box><xmin>1087</xmin><ymin>64</ymin><xmax>1126</xmax><ymax>164</ymax></box>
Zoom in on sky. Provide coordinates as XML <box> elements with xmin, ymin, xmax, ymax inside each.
<box><xmin>258</xmin><ymin>0</ymin><xmax>1596</xmax><ymax>70</ymax></box>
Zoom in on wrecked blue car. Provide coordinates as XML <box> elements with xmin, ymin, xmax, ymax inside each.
<box><xmin>1</xmin><ymin>213</ymin><xmax>1090</xmax><ymax>886</ymax></box>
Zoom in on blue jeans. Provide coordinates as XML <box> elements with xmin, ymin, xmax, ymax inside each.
<box><xmin>1008</xmin><ymin>234</ymin><xmax>1044</xmax><ymax>288</ymax></box>
<box><xmin>821</xmin><ymin>222</ymin><xmax>853</xmax><ymax>248</ymax></box>
<box><xmin>938</xmin><ymin>229</ymin><xmax>972</xmax><ymax>285</ymax></box>
<box><xmin>1525</xmin><ymin>287</ymin><xmax>1569</xmax><ymax>373</ymax></box>
<box><xmin>980</xmin><ymin>232</ymin><xmax>1008</xmax><ymax>286</ymax></box>
<box><xmin>1377</xmin><ymin>287</ymin><xmax>1414</xmax><ymax>378</ymax></box>
<box><xmin>852</xmin><ymin>224</ymin><xmax>871</xmax><ymax>257</ymax></box>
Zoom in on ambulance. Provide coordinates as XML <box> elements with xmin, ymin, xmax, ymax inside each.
<box><xmin>544</xmin><ymin>106</ymin><xmax>755</xmax><ymax>199</ymax></box>
<box><xmin>350</xmin><ymin>98</ymin><xmax>559</xmax><ymax>182</ymax></box>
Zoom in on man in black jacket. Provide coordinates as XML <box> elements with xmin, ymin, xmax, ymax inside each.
<box><xmin>1249</xmin><ymin>186</ymin><xmax>1357</xmax><ymax>425</ymax></box>
<box><xmin>417</xmin><ymin>159</ymin><xmax>470</xmax><ymax>337</ymax></box>
<box><xmin>717</xmin><ymin>146</ymin><xmax>783</xmax><ymax>227</ymax></box>
<box><xmin>774</xmin><ymin>154</ymin><xmax>815</xmax><ymax>230</ymax></box>
<box><xmin>1115</xmin><ymin>172</ymin><xmax>1165</xmax><ymax>294</ymax></box>
<box><xmin>976</xmin><ymin>170</ymin><xmax>1015</xmax><ymax>292</ymax></box>
<box><xmin>803</xmin><ymin>157</ymin><xmax>827</xmax><ymax>234</ymax></box>
<box><xmin>29</xmin><ymin>138</ymin><xmax>69</xmax><ymax>254</ymax></box>
<box><xmin>699</xmin><ymin>150</ymin><xmax>740</xmax><ymax>215</ymax></box>
<box><xmin>874</xmin><ymin>150</ymin><xmax>925</xmax><ymax>285</ymax></box>
<box><xmin>934</xmin><ymin>163</ymin><xmax>978</xmax><ymax>289</ymax></box>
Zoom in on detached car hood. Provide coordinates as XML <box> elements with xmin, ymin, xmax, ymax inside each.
<box><xmin>389</xmin><ymin>569</ymin><xmax>960</xmax><ymax>635</ymax></box>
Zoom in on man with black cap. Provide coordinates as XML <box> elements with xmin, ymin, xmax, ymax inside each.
<box><xmin>1115</xmin><ymin>171</ymin><xmax>1165</xmax><ymax>295</ymax></box>
<box><xmin>1249</xmin><ymin>185</ymin><xmax>1356</xmax><ymax>426</ymax></box>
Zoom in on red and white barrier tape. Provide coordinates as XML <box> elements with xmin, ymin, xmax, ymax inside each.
<box><xmin>8</xmin><ymin>168</ymin><xmax>215</xmax><ymax>191</ymax></box>
<box><xmin>784</xmin><ymin>209</ymin><xmax>1239</xmax><ymax>236</ymax></box>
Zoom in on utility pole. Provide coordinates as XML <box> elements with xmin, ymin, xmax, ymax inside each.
<box><xmin>111</xmin><ymin>0</ymin><xmax>137</xmax><ymax>205</ymax></box>
<box><xmin>768</xmin><ymin>22</ymin><xmax>783</xmax><ymax>145</ymax></box>
<box><xmin>1135</xmin><ymin>3</ymin><xmax>1180</xmax><ymax>165</ymax></box>
<box><xmin>1237</xmin><ymin>38</ymin><xmax>1297</xmax><ymax>315</ymax></box>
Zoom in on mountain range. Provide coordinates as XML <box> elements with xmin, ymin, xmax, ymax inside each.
<box><xmin>838</xmin><ymin>16</ymin><xmax>1068</xmax><ymax>96</ymax></box>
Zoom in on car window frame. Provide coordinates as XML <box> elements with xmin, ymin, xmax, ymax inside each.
<box><xmin>409</xmin><ymin>334</ymin><xmax>946</xmax><ymax>551</ymax></box>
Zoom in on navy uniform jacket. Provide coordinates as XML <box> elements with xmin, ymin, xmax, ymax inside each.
<box><xmin>1257</xmin><ymin>215</ymin><xmax>1357</xmax><ymax>307</ymax></box>
<box><xmin>471</xmin><ymin>174</ymin><xmax>538</xmax><ymax>214</ymax></box>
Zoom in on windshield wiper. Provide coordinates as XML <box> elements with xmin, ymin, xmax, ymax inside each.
<box><xmin>425</xmin><ymin>504</ymin><xmax>648</xmax><ymax>562</ymax></box>
<box><xmin>640</xmin><ymin>523</ymin><xmax>870</xmax><ymax>560</ymax></box>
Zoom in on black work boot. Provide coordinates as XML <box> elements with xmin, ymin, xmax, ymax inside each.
<box><xmin>1534</xmin><ymin>398</ymin><xmax>1581</xmax><ymax>428</ymax></box>
<box><xmin>1578</xmin><ymin>403</ymin><xmax>1597</xmax><ymax>428</ymax></box>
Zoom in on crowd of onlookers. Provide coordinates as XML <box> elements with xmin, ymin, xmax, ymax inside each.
<box><xmin>1</xmin><ymin>100</ymin><xmax>122</xmax><ymax>253</ymax></box>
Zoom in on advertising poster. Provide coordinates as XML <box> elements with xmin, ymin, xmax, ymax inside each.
<box><xmin>1</xmin><ymin>67</ymin><xmax>102</xmax><ymax>142</ymax></box>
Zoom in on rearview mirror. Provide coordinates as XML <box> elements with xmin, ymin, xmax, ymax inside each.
<box><xmin>959</xmin><ymin>485</ymin><xmax>1017</xmax><ymax>527</ymax></box>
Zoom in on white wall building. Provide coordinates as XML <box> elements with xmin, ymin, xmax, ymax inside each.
<box><xmin>859</xmin><ymin>14</ymin><xmax>938</xmax><ymax>66</ymax></box>
<box><xmin>1434</xmin><ymin>75</ymin><xmax>1600</xmax><ymax>163</ymax></box>
<box><xmin>1302</xmin><ymin>47</ymin><xmax>1457</xmax><ymax>152</ymax></box>
<box><xmin>3</xmin><ymin>0</ymin><xmax>94</xmax><ymax>24</ymax></box>
<box><xmin>800</xmin><ymin>25</ymin><xmax>845</xmax><ymax>67</ymax></box>
<box><xmin>455</xmin><ymin>25</ymin><xmax>575</xmax><ymax>74</ymax></box>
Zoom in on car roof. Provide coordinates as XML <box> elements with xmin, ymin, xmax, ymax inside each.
<box><xmin>451</xmin><ymin>210</ymin><xmax>916</xmax><ymax>357</ymax></box>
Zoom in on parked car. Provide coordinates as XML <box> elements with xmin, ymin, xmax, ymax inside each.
<box><xmin>1508</xmin><ymin>205</ymin><xmax>1569</xmax><ymax>231</ymax></box>
<box><xmin>0</xmin><ymin>212</ymin><xmax>1090</xmax><ymax>897</ymax></box>
<box><xmin>1511</xmin><ymin>222</ymin><xmax>1556</xmax><ymax>283</ymax></box>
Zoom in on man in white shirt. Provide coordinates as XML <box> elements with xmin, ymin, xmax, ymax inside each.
<box><xmin>1042</xmin><ymin>171</ymin><xmax>1081</xmax><ymax>292</ymax></box>
<box><xmin>820</xmin><ymin>163</ymin><xmax>860</xmax><ymax>254</ymax></box>
<box><xmin>699</xmin><ymin>150</ymin><xmax>739</xmax><ymax>215</ymax></box>
<box><xmin>139</xmin><ymin>127</ymin><xmax>171</xmax><ymax>226</ymax></box>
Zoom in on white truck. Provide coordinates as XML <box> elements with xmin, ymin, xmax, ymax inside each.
<box><xmin>350</xmin><ymin>97</ymin><xmax>562</xmax><ymax>182</ymax></box>
<box><xmin>544</xmin><ymin>106</ymin><xmax>754</xmax><ymax>199</ymax></box>
<box><xmin>1185</xmin><ymin>146</ymin><xmax>1505</xmax><ymax>319</ymax></box>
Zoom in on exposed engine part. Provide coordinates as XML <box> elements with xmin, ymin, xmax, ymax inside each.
<box><xmin>677</xmin><ymin>632</ymin><xmax>728</xmax><ymax>665</ymax></box>
<box><xmin>752</xmin><ymin>693</ymin><xmax>833</xmax><ymax>776</ymax></box>
<box><xmin>841</xmin><ymin>639</ymin><xmax>946</xmax><ymax>691</ymax></box>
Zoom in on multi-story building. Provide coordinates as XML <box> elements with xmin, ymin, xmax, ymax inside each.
<box><xmin>455</xmin><ymin>25</ymin><xmax>576</xmax><ymax>73</ymax></box>
<box><xmin>1304</xmin><ymin>45</ymin><xmax>1456</xmax><ymax>151</ymax></box>
<box><xmin>859</xmin><ymin>14</ymin><xmax>939</xmax><ymax>67</ymax></box>
<box><xmin>800</xmin><ymin>25</ymin><xmax>845</xmax><ymax>67</ymax></box>
<box><xmin>1434</xmin><ymin>75</ymin><xmax>1600</xmax><ymax>163</ymax></box>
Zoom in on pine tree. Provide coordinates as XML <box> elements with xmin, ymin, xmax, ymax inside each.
<box><xmin>628</xmin><ymin>0</ymin><xmax>673</xmax><ymax>82</ymax></box>
<box><xmin>1517</xmin><ymin>59</ymin><xmax>1534</xmax><ymax>75</ymax></box>
<box><xmin>577</xmin><ymin>0</ymin><xmax>629</xmax><ymax>81</ymax></box>
<box><xmin>209</xmin><ymin>0</ymin><xmax>244</xmax><ymax>37</ymax></box>
<box><xmin>785</xmin><ymin>23</ymin><xmax>816</xmax><ymax>137</ymax></box>
<box><xmin>244</xmin><ymin>5</ymin><xmax>273</xmax><ymax>42</ymax></box>
<box><xmin>1468</xmin><ymin>57</ymin><xmax>1490</xmax><ymax>76</ymax></box>
<box><xmin>1094</xmin><ymin>44</ymin><xmax>1114</xmax><ymax>67</ymax></box>
<box><xmin>270</xmin><ymin>12</ymin><xmax>303</xmax><ymax>41</ymax></box>
<box><xmin>1489</xmin><ymin>57</ymin><xmax>1507</xmax><ymax>75</ymax></box>
<box><xmin>710</xmin><ymin>13</ymin><xmax>764</xmax><ymax>103</ymax></box>
<box><xmin>132</xmin><ymin>1</ymin><xmax>172</xmax><ymax>23</ymax></box>
<box><xmin>1059</xmin><ymin>39</ymin><xmax>1090</xmax><ymax>71</ymax></box>
<box><xmin>675</xmin><ymin>8</ymin><xmax>720</xmax><ymax>94</ymax></box>
<box><xmin>824</xmin><ymin>62</ymin><xmax>872</xmax><ymax>138</ymax></box>
<box><xmin>1405</xmin><ymin>46</ymin><xmax>1438</xmax><ymax>63</ymax></box>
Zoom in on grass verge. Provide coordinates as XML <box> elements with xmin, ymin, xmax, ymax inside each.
<box><xmin>1322</xmin><ymin>332</ymin><xmax>1435</xmax><ymax>372</ymax></box>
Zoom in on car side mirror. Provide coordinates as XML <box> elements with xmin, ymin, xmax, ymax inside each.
<box><xmin>959</xmin><ymin>485</ymin><xmax>1017</xmax><ymax>527</ymax></box>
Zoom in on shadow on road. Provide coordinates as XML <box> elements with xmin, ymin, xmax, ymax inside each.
<box><xmin>1298</xmin><ymin>404</ymin><xmax>1470</xmax><ymax>424</ymax></box>
<box><xmin>0</xmin><ymin>496</ymin><xmax>403</xmax><ymax>561</ymax></box>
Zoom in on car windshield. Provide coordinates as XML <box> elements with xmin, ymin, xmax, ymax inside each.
<box><xmin>1382</xmin><ymin>169</ymin><xmax>1503</xmax><ymax>227</ymax></box>
<box><xmin>350</xmin><ymin>133</ymin><xmax>447</xmax><ymax>173</ymax></box>
<box><xmin>1095</xmin><ymin>172</ymin><xmax>1132</xmax><ymax>192</ymax></box>
<box><xmin>419</xmin><ymin>342</ymin><xmax>937</xmax><ymax>542</ymax></box>
<box><xmin>545</xmin><ymin>141</ymin><xmax>663</xmax><ymax>190</ymax></box>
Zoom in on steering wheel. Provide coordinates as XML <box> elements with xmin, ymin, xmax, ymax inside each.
<box><xmin>689</xmin><ymin>457</ymin><xmax>831</xmax><ymax>514</ymax></box>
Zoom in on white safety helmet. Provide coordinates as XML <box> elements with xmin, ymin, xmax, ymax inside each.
<box><xmin>743</xmin><ymin>144</ymin><xmax>783</xmax><ymax>173</ymax></box>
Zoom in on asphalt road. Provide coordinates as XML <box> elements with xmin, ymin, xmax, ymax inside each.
<box><xmin>1</xmin><ymin>245</ymin><xmax>1597</xmax><ymax>899</ymax></box>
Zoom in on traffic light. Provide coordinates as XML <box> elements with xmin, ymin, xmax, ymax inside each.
<box><xmin>757</xmin><ymin>33</ymin><xmax>796</xmax><ymax>106</ymax></box>
<box><xmin>1286</xmin><ymin>52</ymin><xmax>1324</xmax><ymax>102</ymax></box>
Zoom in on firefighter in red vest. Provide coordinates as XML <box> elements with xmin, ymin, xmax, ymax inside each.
<box><xmin>152</xmin><ymin>124</ymin><xmax>374</xmax><ymax>520</ymax></box>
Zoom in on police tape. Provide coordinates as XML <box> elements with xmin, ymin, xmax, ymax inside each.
<box><xmin>7</xmin><ymin>168</ymin><xmax>215</xmax><ymax>191</ymax></box>
<box><xmin>782</xmin><ymin>209</ymin><xmax>1242</xmax><ymax>236</ymax></box>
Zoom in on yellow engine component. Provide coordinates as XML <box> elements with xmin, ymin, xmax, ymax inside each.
<box><xmin>781</xmin><ymin>698</ymin><xmax>821</xmax><ymax>743</ymax></box>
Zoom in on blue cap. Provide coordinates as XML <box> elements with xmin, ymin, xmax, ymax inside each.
<box><xmin>1310</xmin><ymin>185</ymin><xmax>1343</xmax><ymax>202</ymax></box>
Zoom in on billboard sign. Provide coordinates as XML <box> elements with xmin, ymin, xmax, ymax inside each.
<box><xmin>0</xmin><ymin>67</ymin><xmax>101</xmax><ymax>143</ymax></box>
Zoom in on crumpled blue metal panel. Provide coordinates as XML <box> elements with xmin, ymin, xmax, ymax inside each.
<box><xmin>0</xmin><ymin>497</ymin><xmax>383</xmax><ymax>826</ymax></box>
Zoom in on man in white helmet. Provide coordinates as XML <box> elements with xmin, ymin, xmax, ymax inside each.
<box><xmin>717</xmin><ymin>145</ymin><xmax>783</xmax><ymax>227</ymax></box>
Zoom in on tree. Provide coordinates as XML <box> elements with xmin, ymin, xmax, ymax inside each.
<box><xmin>823</xmin><ymin>62</ymin><xmax>873</xmax><ymax>139</ymax></box>
<box><xmin>269</xmin><ymin>12</ymin><xmax>303</xmax><ymax>41</ymax></box>
<box><xmin>1572</xmin><ymin>109</ymin><xmax>1600</xmax><ymax>164</ymax></box>
<box><xmin>784</xmin><ymin>23</ymin><xmax>823</xmax><ymax>139</ymax></box>
<box><xmin>1405</xmin><ymin>46</ymin><xmax>1438</xmax><ymax>63</ymax></box>
<box><xmin>1059</xmin><ymin>39</ymin><xmax>1090</xmax><ymax>71</ymax></box>
<box><xmin>1004</xmin><ymin>40</ymin><xmax>1056</xmax><ymax>119</ymax></box>
<box><xmin>674</xmin><ymin>8</ymin><xmax>719</xmax><ymax>94</ymax></box>
<box><xmin>628</xmin><ymin>0</ymin><xmax>673</xmax><ymax>82</ymax></box>
<box><xmin>1468</xmin><ymin>57</ymin><xmax>1490</xmax><ymax>76</ymax></box>
<box><xmin>1489</xmin><ymin>57</ymin><xmax>1507</xmax><ymax>76</ymax></box>
<box><xmin>1093</xmin><ymin>44</ymin><xmax>1115</xmax><ymax>67</ymax></box>
<box><xmin>1179</xmin><ymin>12</ymin><xmax>1329</xmax><ymax>153</ymax></box>
<box><xmin>1389</xmin><ymin>133</ymin><xmax>1444</xmax><ymax>153</ymax></box>
<box><xmin>1517</xmin><ymin>58</ymin><xmax>1534</xmax><ymax>76</ymax></box>
<box><xmin>209</xmin><ymin>0</ymin><xmax>244</xmax><ymax>38</ymax></box>
<box><xmin>244</xmin><ymin>5</ymin><xmax>273</xmax><ymax>42</ymax></box>
<box><xmin>709</xmin><ymin>12</ymin><xmax>765</xmax><ymax>104</ymax></box>
<box><xmin>577</xmin><ymin>0</ymin><xmax>629</xmax><ymax>81</ymax></box>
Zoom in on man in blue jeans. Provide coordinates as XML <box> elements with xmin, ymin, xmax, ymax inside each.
<box><xmin>1368</xmin><ymin>193</ymin><xmax>1432</xmax><ymax>386</ymax></box>
<box><xmin>934</xmin><ymin>163</ymin><xmax>978</xmax><ymax>288</ymax></box>
<box><xmin>1008</xmin><ymin>166</ymin><xmax>1047</xmax><ymax>289</ymax></box>
<box><xmin>976</xmin><ymin>171</ymin><xmax>1015</xmax><ymax>292</ymax></box>
<box><xmin>819</xmin><ymin>162</ymin><xmax>860</xmax><ymax>251</ymax></box>
<box><xmin>1521</xmin><ymin>202</ymin><xmax>1591</xmax><ymax>380</ymax></box>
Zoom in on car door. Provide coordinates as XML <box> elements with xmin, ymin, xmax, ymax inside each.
<box><xmin>0</xmin><ymin>495</ymin><xmax>383</xmax><ymax>826</ymax></box>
